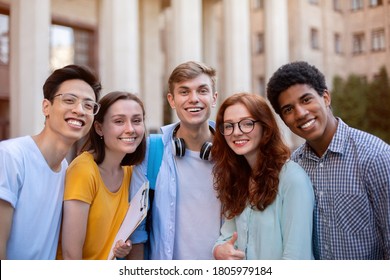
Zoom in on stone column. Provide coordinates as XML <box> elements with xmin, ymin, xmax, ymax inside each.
<box><xmin>169</xmin><ymin>0</ymin><xmax>202</xmax><ymax>70</ymax></box>
<box><xmin>222</xmin><ymin>0</ymin><xmax>252</xmax><ymax>101</ymax></box>
<box><xmin>264</xmin><ymin>0</ymin><xmax>303</xmax><ymax>149</ymax></box>
<box><xmin>264</xmin><ymin>0</ymin><xmax>289</xmax><ymax>80</ymax></box>
<box><xmin>141</xmin><ymin>0</ymin><xmax>163</xmax><ymax>132</ymax></box>
<box><xmin>9</xmin><ymin>0</ymin><xmax>50</xmax><ymax>137</ymax></box>
<box><xmin>99</xmin><ymin>0</ymin><xmax>140</xmax><ymax>95</ymax></box>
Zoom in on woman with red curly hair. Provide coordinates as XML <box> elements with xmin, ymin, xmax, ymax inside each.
<box><xmin>212</xmin><ymin>93</ymin><xmax>314</xmax><ymax>260</ymax></box>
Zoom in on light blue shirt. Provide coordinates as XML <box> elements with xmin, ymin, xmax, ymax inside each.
<box><xmin>130</xmin><ymin>121</ymin><xmax>220</xmax><ymax>260</ymax></box>
<box><xmin>292</xmin><ymin>118</ymin><xmax>390</xmax><ymax>259</ymax></box>
<box><xmin>214</xmin><ymin>160</ymin><xmax>314</xmax><ymax>260</ymax></box>
<box><xmin>0</xmin><ymin>136</ymin><xmax>67</xmax><ymax>259</ymax></box>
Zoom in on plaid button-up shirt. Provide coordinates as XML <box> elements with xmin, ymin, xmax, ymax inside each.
<box><xmin>291</xmin><ymin>118</ymin><xmax>390</xmax><ymax>259</ymax></box>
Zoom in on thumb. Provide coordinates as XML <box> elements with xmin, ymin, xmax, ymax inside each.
<box><xmin>227</xmin><ymin>232</ymin><xmax>238</xmax><ymax>246</ymax></box>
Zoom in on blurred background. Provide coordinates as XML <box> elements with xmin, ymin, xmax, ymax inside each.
<box><xmin>0</xmin><ymin>0</ymin><xmax>389</xmax><ymax>153</ymax></box>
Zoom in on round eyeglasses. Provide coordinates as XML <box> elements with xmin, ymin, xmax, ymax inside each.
<box><xmin>54</xmin><ymin>93</ymin><xmax>100</xmax><ymax>115</ymax></box>
<box><xmin>219</xmin><ymin>119</ymin><xmax>259</xmax><ymax>136</ymax></box>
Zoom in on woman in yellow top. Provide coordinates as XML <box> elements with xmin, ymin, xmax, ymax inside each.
<box><xmin>58</xmin><ymin>91</ymin><xmax>146</xmax><ymax>259</ymax></box>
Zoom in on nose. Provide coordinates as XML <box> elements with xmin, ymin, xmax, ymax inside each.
<box><xmin>124</xmin><ymin>121</ymin><xmax>135</xmax><ymax>133</ymax></box>
<box><xmin>232</xmin><ymin>123</ymin><xmax>243</xmax><ymax>135</ymax></box>
<box><xmin>72</xmin><ymin>101</ymin><xmax>85</xmax><ymax>115</ymax></box>
<box><xmin>295</xmin><ymin>105</ymin><xmax>308</xmax><ymax>119</ymax></box>
<box><xmin>188</xmin><ymin>91</ymin><xmax>200</xmax><ymax>103</ymax></box>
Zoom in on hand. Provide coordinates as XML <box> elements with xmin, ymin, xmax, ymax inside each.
<box><xmin>213</xmin><ymin>232</ymin><xmax>245</xmax><ymax>260</ymax></box>
<box><xmin>113</xmin><ymin>240</ymin><xmax>132</xmax><ymax>259</ymax></box>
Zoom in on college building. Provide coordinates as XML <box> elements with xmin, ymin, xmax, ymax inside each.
<box><xmin>0</xmin><ymin>0</ymin><xmax>389</xmax><ymax>149</ymax></box>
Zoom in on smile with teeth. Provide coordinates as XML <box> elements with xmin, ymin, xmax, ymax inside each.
<box><xmin>67</xmin><ymin>119</ymin><xmax>83</xmax><ymax>128</ymax></box>
<box><xmin>119</xmin><ymin>137</ymin><xmax>136</xmax><ymax>143</ymax></box>
<box><xmin>187</xmin><ymin>108</ymin><xmax>202</xmax><ymax>112</ymax></box>
<box><xmin>300</xmin><ymin>119</ymin><xmax>315</xmax><ymax>129</ymax></box>
<box><xmin>234</xmin><ymin>140</ymin><xmax>248</xmax><ymax>145</ymax></box>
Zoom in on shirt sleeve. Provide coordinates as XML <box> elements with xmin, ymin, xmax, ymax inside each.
<box><xmin>366</xmin><ymin>147</ymin><xmax>390</xmax><ymax>259</ymax></box>
<box><xmin>280</xmin><ymin>161</ymin><xmax>315</xmax><ymax>260</ymax></box>
<box><xmin>213</xmin><ymin>217</ymin><xmax>236</xmax><ymax>253</ymax></box>
<box><xmin>64</xmin><ymin>155</ymin><xmax>98</xmax><ymax>204</ymax></box>
<box><xmin>0</xmin><ymin>144</ymin><xmax>24</xmax><ymax>208</ymax></box>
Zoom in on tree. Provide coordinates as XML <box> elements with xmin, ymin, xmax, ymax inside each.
<box><xmin>331</xmin><ymin>66</ymin><xmax>390</xmax><ymax>144</ymax></box>
<box><xmin>366</xmin><ymin>66</ymin><xmax>390</xmax><ymax>143</ymax></box>
<box><xmin>332</xmin><ymin>74</ymin><xmax>368</xmax><ymax>131</ymax></box>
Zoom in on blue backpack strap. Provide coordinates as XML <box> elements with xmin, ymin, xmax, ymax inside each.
<box><xmin>146</xmin><ymin>134</ymin><xmax>164</xmax><ymax>190</ymax></box>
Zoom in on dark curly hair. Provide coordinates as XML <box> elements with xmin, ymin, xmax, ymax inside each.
<box><xmin>266</xmin><ymin>61</ymin><xmax>327</xmax><ymax>115</ymax></box>
<box><xmin>211</xmin><ymin>93</ymin><xmax>290</xmax><ymax>219</ymax></box>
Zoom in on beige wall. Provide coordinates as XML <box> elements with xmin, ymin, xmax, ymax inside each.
<box><xmin>1</xmin><ymin>0</ymin><xmax>389</xmax><ymax>146</ymax></box>
<box><xmin>51</xmin><ymin>0</ymin><xmax>98</xmax><ymax>26</ymax></box>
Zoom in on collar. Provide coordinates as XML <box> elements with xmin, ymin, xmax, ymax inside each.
<box><xmin>297</xmin><ymin>117</ymin><xmax>349</xmax><ymax>159</ymax></box>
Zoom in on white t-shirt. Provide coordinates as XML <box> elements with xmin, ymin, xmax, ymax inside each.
<box><xmin>173</xmin><ymin>149</ymin><xmax>221</xmax><ymax>259</ymax></box>
<box><xmin>0</xmin><ymin>136</ymin><xmax>67</xmax><ymax>259</ymax></box>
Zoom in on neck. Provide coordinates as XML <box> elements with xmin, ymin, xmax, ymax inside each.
<box><xmin>309</xmin><ymin>116</ymin><xmax>338</xmax><ymax>157</ymax></box>
<box><xmin>32</xmin><ymin>131</ymin><xmax>73</xmax><ymax>172</ymax></box>
<box><xmin>176</xmin><ymin>123</ymin><xmax>213</xmax><ymax>151</ymax></box>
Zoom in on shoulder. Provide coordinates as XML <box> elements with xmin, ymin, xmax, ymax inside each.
<box><xmin>279</xmin><ymin>160</ymin><xmax>313</xmax><ymax>192</ymax></box>
<box><xmin>0</xmin><ymin>136</ymin><xmax>32</xmax><ymax>153</ymax></box>
<box><xmin>67</xmin><ymin>152</ymin><xmax>98</xmax><ymax>175</ymax></box>
<box><xmin>290</xmin><ymin>143</ymin><xmax>306</xmax><ymax>162</ymax></box>
<box><xmin>0</xmin><ymin>136</ymin><xmax>34</xmax><ymax>168</ymax></box>
<box><xmin>342</xmin><ymin>125</ymin><xmax>390</xmax><ymax>171</ymax></box>
<box><xmin>281</xmin><ymin>160</ymin><xmax>309</xmax><ymax>178</ymax></box>
<box><xmin>348</xmin><ymin>126</ymin><xmax>389</xmax><ymax>152</ymax></box>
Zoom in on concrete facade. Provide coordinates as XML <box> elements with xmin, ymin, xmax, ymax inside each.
<box><xmin>0</xmin><ymin>0</ymin><xmax>389</xmax><ymax>149</ymax></box>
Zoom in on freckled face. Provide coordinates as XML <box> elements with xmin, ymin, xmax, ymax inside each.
<box><xmin>223</xmin><ymin>103</ymin><xmax>262</xmax><ymax>168</ymax></box>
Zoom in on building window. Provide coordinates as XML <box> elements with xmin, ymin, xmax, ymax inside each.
<box><xmin>311</xmin><ymin>28</ymin><xmax>320</xmax><ymax>50</ymax></box>
<box><xmin>0</xmin><ymin>14</ymin><xmax>9</xmax><ymax>65</ymax></box>
<box><xmin>372</xmin><ymin>29</ymin><xmax>385</xmax><ymax>51</ymax></box>
<box><xmin>334</xmin><ymin>33</ymin><xmax>342</xmax><ymax>54</ymax></box>
<box><xmin>333</xmin><ymin>0</ymin><xmax>342</xmax><ymax>11</ymax></box>
<box><xmin>253</xmin><ymin>0</ymin><xmax>264</xmax><ymax>10</ymax></box>
<box><xmin>352</xmin><ymin>33</ymin><xmax>365</xmax><ymax>54</ymax></box>
<box><xmin>369</xmin><ymin>0</ymin><xmax>382</xmax><ymax>7</ymax></box>
<box><xmin>351</xmin><ymin>0</ymin><xmax>364</xmax><ymax>11</ymax></box>
<box><xmin>50</xmin><ymin>24</ymin><xmax>95</xmax><ymax>71</ymax></box>
<box><xmin>254</xmin><ymin>33</ymin><xmax>264</xmax><ymax>54</ymax></box>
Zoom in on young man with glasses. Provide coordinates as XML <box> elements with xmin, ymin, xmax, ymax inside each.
<box><xmin>129</xmin><ymin>61</ymin><xmax>222</xmax><ymax>260</ymax></box>
<box><xmin>0</xmin><ymin>64</ymin><xmax>101</xmax><ymax>259</ymax></box>
<box><xmin>211</xmin><ymin>93</ymin><xmax>314</xmax><ymax>259</ymax></box>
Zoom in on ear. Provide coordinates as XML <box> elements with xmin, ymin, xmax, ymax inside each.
<box><xmin>94</xmin><ymin>121</ymin><xmax>103</xmax><ymax>137</ymax></box>
<box><xmin>167</xmin><ymin>93</ymin><xmax>176</xmax><ymax>109</ymax></box>
<box><xmin>211</xmin><ymin>91</ymin><xmax>218</xmax><ymax>108</ymax></box>
<box><xmin>42</xmin><ymin>99</ymin><xmax>51</xmax><ymax>118</ymax></box>
<box><xmin>323</xmin><ymin>90</ymin><xmax>331</xmax><ymax>107</ymax></box>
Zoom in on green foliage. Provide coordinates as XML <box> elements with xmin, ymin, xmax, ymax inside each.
<box><xmin>332</xmin><ymin>66</ymin><xmax>390</xmax><ymax>144</ymax></box>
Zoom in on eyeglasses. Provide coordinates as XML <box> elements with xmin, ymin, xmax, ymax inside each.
<box><xmin>54</xmin><ymin>93</ymin><xmax>100</xmax><ymax>115</ymax></box>
<box><xmin>219</xmin><ymin>119</ymin><xmax>259</xmax><ymax>136</ymax></box>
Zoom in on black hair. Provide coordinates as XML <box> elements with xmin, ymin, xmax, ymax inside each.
<box><xmin>266</xmin><ymin>61</ymin><xmax>327</xmax><ymax>115</ymax></box>
<box><xmin>43</xmin><ymin>64</ymin><xmax>101</xmax><ymax>102</ymax></box>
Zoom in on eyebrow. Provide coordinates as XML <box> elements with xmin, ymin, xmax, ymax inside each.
<box><xmin>177</xmin><ymin>84</ymin><xmax>210</xmax><ymax>90</ymax></box>
<box><xmin>110</xmin><ymin>113</ymin><xmax>143</xmax><ymax>118</ymax></box>
<box><xmin>280</xmin><ymin>92</ymin><xmax>313</xmax><ymax>111</ymax></box>
<box><xmin>224</xmin><ymin>116</ymin><xmax>253</xmax><ymax>123</ymax></box>
<box><xmin>64</xmin><ymin>92</ymin><xmax>95</xmax><ymax>101</ymax></box>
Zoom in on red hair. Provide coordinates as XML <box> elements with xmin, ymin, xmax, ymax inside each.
<box><xmin>211</xmin><ymin>93</ymin><xmax>290</xmax><ymax>219</ymax></box>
